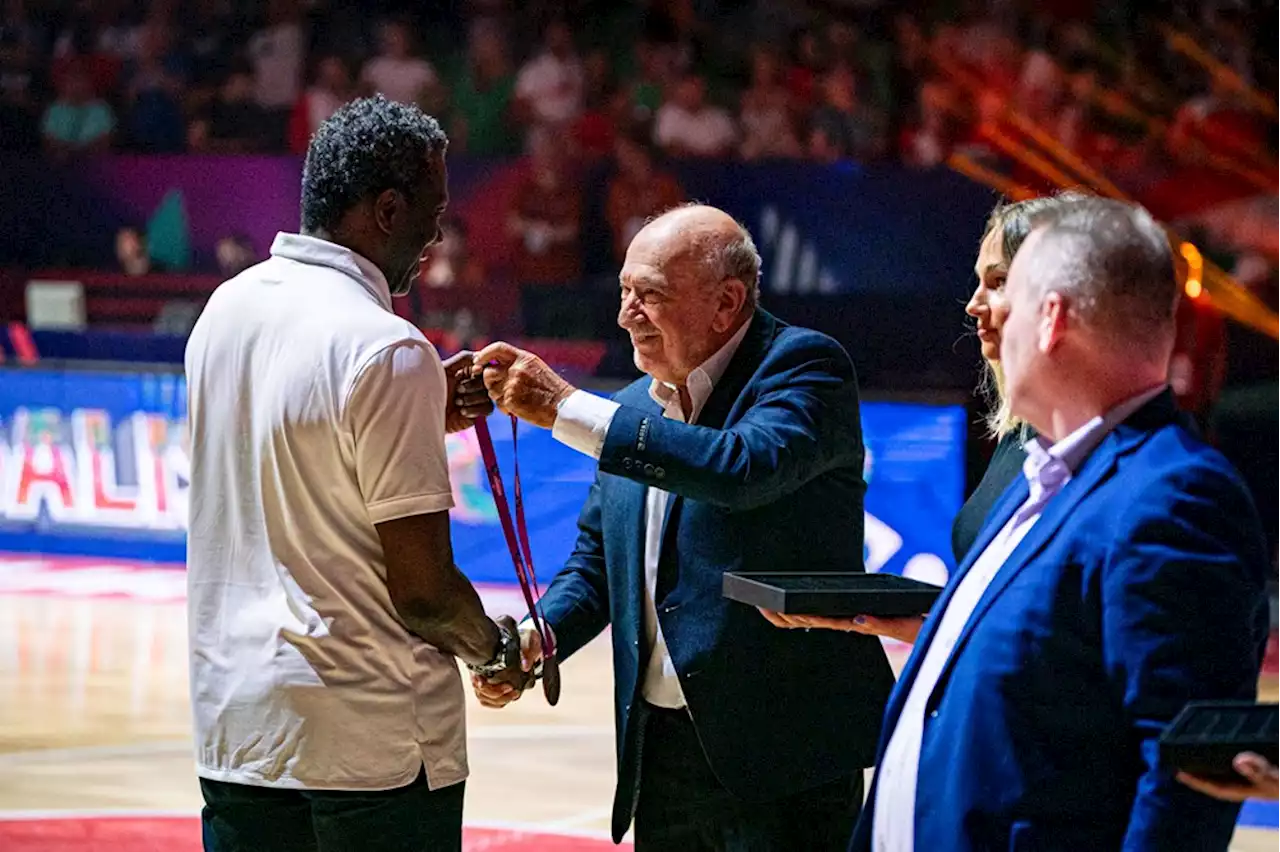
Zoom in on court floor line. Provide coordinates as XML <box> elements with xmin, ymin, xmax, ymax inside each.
<box><xmin>0</xmin><ymin>725</ymin><xmax>614</xmax><ymax>768</ymax></box>
<box><xmin>0</xmin><ymin>809</ymin><xmax>619</xmax><ymax>841</ymax></box>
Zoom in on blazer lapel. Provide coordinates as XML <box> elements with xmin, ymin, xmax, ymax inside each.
<box><xmin>880</xmin><ymin>474</ymin><xmax>1029</xmax><ymax>730</ymax></box>
<box><xmin>925</xmin><ymin>398</ymin><xmax>1175</xmax><ymax>701</ymax></box>
<box><xmin>656</xmin><ymin>311</ymin><xmax>778</xmax><ymax>556</ymax></box>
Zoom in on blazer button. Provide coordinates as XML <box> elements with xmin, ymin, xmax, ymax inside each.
<box><xmin>655</xmin><ymin>467</ymin><xmax>666</xmax><ymax>479</ymax></box>
<box><xmin>929</xmin><ymin>710</ymin><xmax>939</xmax><ymax>719</ymax></box>
<box><xmin>623</xmin><ymin>458</ymin><xmax>633</xmax><ymax>469</ymax></box>
<box><xmin>644</xmin><ymin>463</ymin><xmax>655</xmax><ymax>475</ymax></box>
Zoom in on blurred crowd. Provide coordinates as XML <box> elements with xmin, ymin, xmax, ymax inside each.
<box><xmin>3</xmin><ymin>0</ymin><xmax>1277</xmax><ymax>347</ymax></box>
<box><xmin>2</xmin><ymin>0</ymin><xmax>1274</xmax><ymax>178</ymax></box>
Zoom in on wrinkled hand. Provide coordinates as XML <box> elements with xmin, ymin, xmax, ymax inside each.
<box><xmin>758</xmin><ymin>610</ymin><xmax>925</xmax><ymax>645</ymax></box>
<box><xmin>1177</xmin><ymin>753</ymin><xmax>1280</xmax><ymax>802</ymax></box>
<box><xmin>471</xmin><ymin>622</ymin><xmax>545</xmax><ymax>709</ymax></box>
<box><xmin>442</xmin><ymin>350</ymin><xmax>494</xmax><ymax>433</ymax></box>
<box><xmin>471</xmin><ymin>342</ymin><xmax>575</xmax><ymax>430</ymax></box>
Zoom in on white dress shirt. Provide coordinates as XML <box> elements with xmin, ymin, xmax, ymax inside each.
<box><xmin>872</xmin><ymin>384</ymin><xmax>1167</xmax><ymax>852</ymax></box>
<box><xmin>552</xmin><ymin>319</ymin><xmax>753</xmax><ymax>708</ymax></box>
<box><xmin>185</xmin><ymin>233</ymin><xmax>465</xmax><ymax>791</ymax></box>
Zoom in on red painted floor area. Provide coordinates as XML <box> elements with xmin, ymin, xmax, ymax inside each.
<box><xmin>0</xmin><ymin>817</ymin><xmax>628</xmax><ymax>852</ymax></box>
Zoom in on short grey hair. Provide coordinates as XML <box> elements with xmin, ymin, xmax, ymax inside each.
<box><xmin>1022</xmin><ymin>196</ymin><xmax>1177</xmax><ymax>349</ymax></box>
<box><xmin>655</xmin><ymin>201</ymin><xmax>762</xmax><ymax>308</ymax></box>
<box><xmin>711</xmin><ymin>226</ymin><xmax>762</xmax><ymax>308</ymax></box>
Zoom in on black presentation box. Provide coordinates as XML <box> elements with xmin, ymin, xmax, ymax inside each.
<box><xmin>723</xmin><ymin>572</ymin><xmax>943</xmax><ymax>618</ymax></box>
<box><xmin>1159</xmin><ymin>701</ymin><xmax>1279</xmax><ymax>780</ymax></box>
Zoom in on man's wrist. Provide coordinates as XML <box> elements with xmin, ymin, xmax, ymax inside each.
<box><xmin>468</xmin><ymin>618</ymin><xmax>514</xmax><ymax>676</ymax></box>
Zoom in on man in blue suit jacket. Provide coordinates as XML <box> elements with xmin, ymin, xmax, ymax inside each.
<box><xmin>472</xmin><ymin>205</ymin><xmax>895</xmax><ymax>849</ymax></box>
<box><xmin>849</xmin><ymin>197</ymin><xmax>1271</xmax><ymax>852</ymax></box>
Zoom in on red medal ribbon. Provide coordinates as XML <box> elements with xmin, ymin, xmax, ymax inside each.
<box><xmin>473</xmin><ymin>413</ymin><xmax>560</xmax><ymax>705</ymax></box>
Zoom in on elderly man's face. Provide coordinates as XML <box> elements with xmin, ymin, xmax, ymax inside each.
<box><xmin>617</xmin><ymin>225</ymin><xmax>736</xmax><ymax>385</ymax></box>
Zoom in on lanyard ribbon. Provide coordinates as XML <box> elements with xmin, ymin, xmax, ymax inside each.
<box><xmin>473</xmin><ymin>413</ymin><xmax>560</xmax><ymax>705</ymax></box>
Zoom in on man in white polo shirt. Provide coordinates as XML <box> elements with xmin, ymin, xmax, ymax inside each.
<box><xmin>185</xmin><ymin>96</ymin><xmax>523</xmax><ymax>852</ymax></box>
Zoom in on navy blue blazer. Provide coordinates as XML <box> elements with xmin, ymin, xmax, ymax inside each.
<box><xmin>850</xmin><ymin>391</ymin><xmax>1271</xmax><ymax>852</ymax></box>
<box><xmin>539</xmin><ymin>310</ymin><xmax>895</xmax><ymax>843</ymax></box>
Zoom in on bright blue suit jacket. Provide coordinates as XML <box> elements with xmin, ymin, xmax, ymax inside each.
<box><xmin>538</xmin><ymin>310</ymin><xmax>896</xmax><ymax>843</ymax></box>
<box><xmin>849</xmin><ymin>390</ymin><xmax>1271</xmax><ymax>852</ymax></box>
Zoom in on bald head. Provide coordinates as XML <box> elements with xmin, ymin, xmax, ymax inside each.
<box><xmin>634</xmin><ymin>204</ymin><xmax>762</xmax><ymax>307</ymax></box>
<box><xmin>618</xmin><ymin>204</ymin><xmax>761</xmax><ymax>385</ymax></box>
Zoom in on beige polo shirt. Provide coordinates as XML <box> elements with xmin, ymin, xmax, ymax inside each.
<box><xmin>184</xmin><ymin>232</ymin><xmax>464</xmax><ymax>791</ymax></box>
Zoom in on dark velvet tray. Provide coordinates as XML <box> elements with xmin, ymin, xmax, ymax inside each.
<box><xmin>723</xmin><ymin>572</ymin><xmax>943</xmax><ymax>618</ymax></box>
<box><xmin>1159</xmin><ymin>701</ymin><xmax>1279</xmax><ymax>780</ymax></box>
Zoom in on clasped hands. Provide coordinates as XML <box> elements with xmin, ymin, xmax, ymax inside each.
<box><xmin>442</xmin><ymin>342</ymin><xmax>567</xmax><ymax>707</ymax></box>
<box><xmin>442</xmin><ymin>343</ymin><xmax>575</xmax><ymax>433</ymax></box>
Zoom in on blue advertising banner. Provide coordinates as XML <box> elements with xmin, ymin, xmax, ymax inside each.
<box><xmin>0</xmin><ymin>367</ymin><xmax>965</xmax><ymax>584</ymax></box>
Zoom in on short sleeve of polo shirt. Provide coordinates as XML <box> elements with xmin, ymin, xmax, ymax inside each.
<box><xmin>346</xmin><ymin>339</ymin><xmax>455</xmax><ymax>523</ymax></box>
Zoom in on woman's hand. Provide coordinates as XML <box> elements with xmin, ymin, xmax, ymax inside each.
<box><xmin>758</xmin><ymin>610</ymin><xmax>925</xmax><ymax>644</ymax></box>
<box><xmin>1177</xmin><ymin>753</ymin><xmax>1280</xmax><ymax>802</ymax></box>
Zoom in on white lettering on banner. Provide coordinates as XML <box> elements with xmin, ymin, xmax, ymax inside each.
<box><xmin>0</xmin><ymin>407</ymin><xmax>188</xmax><ymax>530</ymax></box>
<box><xmin>758</xmin><ymin>206</ymin><xmax>840</xmax><ymax>295</ymax></box>
<box><xmin>0</xmin><ymin>407</ymin><xmax>504</xmax><ymax>533</ymax></box>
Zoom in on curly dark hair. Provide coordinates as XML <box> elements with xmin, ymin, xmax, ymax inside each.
<box><xmin>300</xmin><ymin>95</ymin><xmax>448</xmax><ymax>234</ymax></box>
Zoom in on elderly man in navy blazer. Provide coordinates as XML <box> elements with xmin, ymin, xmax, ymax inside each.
<box><xmin>845</xmin><ymin>196</ymin><xmax>1271</xmax><ymax>852</ymax></box>
<box><xmin>470</xmin><ymin>204</ymin><xmax>895</xmax><ymax>850</ymax></box>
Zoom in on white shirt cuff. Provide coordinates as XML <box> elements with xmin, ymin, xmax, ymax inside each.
<box><xmin>551</xmin><ymin>390</ymin><xmax>619</xmax><ymax>460</ymax></box>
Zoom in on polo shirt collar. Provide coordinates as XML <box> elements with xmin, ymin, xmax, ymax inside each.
<box><xmin>270</xmin><ymin>232</ymin><xmax>393</xmax><ymax>311</ymax></box>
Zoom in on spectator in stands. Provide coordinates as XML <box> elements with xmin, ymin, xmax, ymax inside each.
<box><xmin>122</xmin><ymin>21</ymin><xmax>187</xmax><ymax>152</ymax></box>
<box><xmin>362</xmin><ymin>19</ymin><xmax>440</xmax><ymax>111</ymax></box>
<box><xmin>514</xmin><ymin>20</ymin><xmax>583</xmax><ymax>133</ymax></box>
<box><xmin>40</xmin><ymin>65</ymin><xmax>114</xmax><ymax>156</ymax></box>
<box><xmin>739</xmin><ymin>45</ymin><xmax>802</xmax><ymax>160</ymax></box>
<box><xmin>785</xmin><ymin>29</ymin><xmax>826</xmax><ymax>118</ymax></box>
<box><xmin>619</xmin><ymin>39</ymin><xmax>671</xmax><ymax>133</ymax></box>
<box><xmin>187</xmin><ymin>0</ymin><xmax>239</xmax><ymax>97</ymax></box>
<box><xmin>0</xmin><ymin>0</ymin><xmax>43</xmax><ymax>149</ymax></box>
<box><xmin>605</xmin><ymin>131</ymin><xmax>684</xmax><ymax>264</ymax></box>
<box><xmin>809</xmin><ymin>62</ymin><xmax>887</xmax><ymax>162</ymax></box>
<box><xmin>288</xmin><ymin>55</ymin><xmax>354</xmax><ymax>155</ymax></box>
<box><xmin>807</xmin><ymin>124</ymin><xmax>844</xmax><ymax>165</ymax></box>
<box><xmin>571</xmin><ymin>49</ymin><xmax>618</xmax><ymax>160</ymax></box>
<box><xmin>507</xmin><ymin>125</ymin><xmax>582</xmax><ymax>336</ymax></box>
<box><xmin>49</xmin><ymin>13</ymin><xmax>122</xmax><ymax>104</ymax></box>
<box><xmin>417</xmin><ymin>218</ymin><xmax>496</xmax><ymax>346</ymax></box>
<box><xmin>448</xmin><ymin>23</ymin><xmax>518</xmax><ymax>157</ymax></box>
<box><xmin>824</xmin><ymin>21</ymin><xmax>893</xmax><ymax>112</ymax></box>
<box><xmin>189</xmin><ymin>67</ymin><xmax>270</xmax><ymax>153</ymax></box>
<box><xmin>247</xmin><ymin>0</ymin><xmax>304</xmax><ymax>146</ymax></box>
<box><xmin>115</xmin><ymin>226</ymin><xmax>150</xmax><ymax>276</ymax></box>
<box><xmin>899</xmin><ymin>79</ymin><xmax>961</xmax><ymax>168</ymax></box>
<box><xmin>79</xmin><ymin>0</ymin><xmax>136</xmax><ymax>62</ymax></box>
<box><xmin>653</xmin><ymin>73</ymin><xmax>736</xmax><ymax>159</ymax></box>
<box><xmin>885</xmin><ymin>12</ymin><xmax>929</xmax><ymax>136</ymax></box>
<box><xmin>423</xmin><ymin>218</ymin><xmax>486</xmax><ymax>293</ymax></box>
<box><xmin>1016</xmin><ymin>47</ymin><xmax>1065</xmax><ymax>126</ymax></box>
<box><xmin>215</xmin><ymin>233</ymin><xmax>257</xmax><ymax>278</ymax></box>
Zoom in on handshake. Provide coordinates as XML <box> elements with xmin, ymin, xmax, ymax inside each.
<box><xmin>469</xmin><ymin>619</ymin><xmax>553</xmax><ymax>709</ymax></box>
<box><xmin>442</xmin><ymin>342</ymin><xmax>578</xmax><ymax>433</ymax></box>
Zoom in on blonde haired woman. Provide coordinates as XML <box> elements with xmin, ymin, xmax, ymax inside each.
<box><xmin>763</xmin><ymin>192</ymin><xmax>1084</xmax><ymax>643</ymax></box>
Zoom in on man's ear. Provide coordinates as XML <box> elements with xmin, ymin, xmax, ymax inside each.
<box><xmin>712</xmin><ymin>278</ymin><xmax>748</xmax><ymax>333</ymax></box>
<box><xmin>373</xmin><ymin>189</ymin><xmax>401</xmax><ymax>236</ymax></box>
<box><xmin>1037</xmin><ymin>290</ymin><xmax>1069</xmax><ymax>354</ymax></box>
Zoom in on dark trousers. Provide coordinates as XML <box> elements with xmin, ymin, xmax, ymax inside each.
<box><xmin>200</xmin><ymin>770</ymin><xmax>464</xmax><ymax>852</ymax></box>
<box><xmin>634</xmin><ymin>704</ymin><xmax>864</xmax><ymax>852</ymax></box>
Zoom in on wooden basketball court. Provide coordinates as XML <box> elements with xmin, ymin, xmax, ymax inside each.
<box><xmin>0</xmin><ymin>555</ymin><xmax>1275</xmax><ymax>851</ymax></box>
